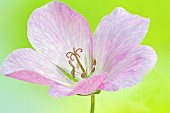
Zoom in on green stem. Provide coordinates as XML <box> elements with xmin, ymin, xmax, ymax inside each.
<box><xmin>90</xmin><ymin>94</ymin><xmax>95</xmax><ymax>113</ymax></box>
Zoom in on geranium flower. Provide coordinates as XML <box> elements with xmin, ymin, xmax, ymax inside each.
<box><xmin>0</xmin><ymin>1</ymin><xmax>157</xmax><ymax>113</ymax></box>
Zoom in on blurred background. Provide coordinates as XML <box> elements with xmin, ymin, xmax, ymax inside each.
<box><xmin>0</xmin><ymin>0</ymin><xmax>170</xmax><ymax>113</ymax></box>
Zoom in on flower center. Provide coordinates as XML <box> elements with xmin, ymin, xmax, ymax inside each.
<box><xmin>66</xmin><ymin>47</ymin><xmax>96</xmax><ymax>78</ymax></box>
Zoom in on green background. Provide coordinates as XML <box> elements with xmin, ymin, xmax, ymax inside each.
<box><xmin>0</xmin><ymin>0</ymin><xmax>169</xmax><ymax>113</ymax></box>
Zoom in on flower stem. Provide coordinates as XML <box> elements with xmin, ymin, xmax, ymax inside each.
<box><xmin>90</xmin><ymin>94</ymin><xmax>95</xmax><ymax>113</ymax></box>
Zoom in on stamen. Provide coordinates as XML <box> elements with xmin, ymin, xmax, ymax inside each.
<box><xmin>81</xmin><ymin>72</ymin><xmax>86</xmax><ymax>78</ymax></box>
<box><xmin>74</xmin><ymin>66</ymin><xmax>81</xmax><ymax>73</ymax></box>
<box><xmin>92</xmin><ymin>58</ymin><xmax>96</xmax><ymax>66</ymax></box>
<box><xmin>69</xmin><ymin>60</ymin><xmax>75</xmax><ymax>67</ymax></box>
<box><xmin>75</xmin><ymin>70</ymin><xmax>81</xmax><ymax>74</ymax></box>
<box><xmin>71</xmin><ymin>67</ymin><xmax>75</xmax><ymax>78</ymax></box>
<box><xmin>91</xmin><ymin>67</ymin><xmax>95</xmax><ymax>73</ymax></box>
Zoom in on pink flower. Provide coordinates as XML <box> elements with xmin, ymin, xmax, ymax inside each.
<box><xmin>1</xmin><ymin>1</ymin><xmax>157</xmax><ymax>98</ymax></box>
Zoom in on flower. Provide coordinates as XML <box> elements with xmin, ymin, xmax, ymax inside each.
<box><xmin>0</xmin><ymin>1</ymin><xmax>157</xmax><ymax>98</ymax></box>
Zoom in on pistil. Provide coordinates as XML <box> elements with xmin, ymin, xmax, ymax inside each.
<box><xmin>66</xmin><ymin>48</ymin><xmax>87</xmax><ymax>78</ymax></box>
<box><xmin>66</xmin><ymin>48</ymin><xmax>97</xmax><ymax>78</ymax></box>
<box><xmin>73</xmin><ymin>48</ymin><xmax>87</xmax><ymax>77</ymax></box>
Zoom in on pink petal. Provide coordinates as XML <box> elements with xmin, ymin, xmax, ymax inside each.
<box><xmin>28</xmin><ymin>1</ymin><xmax>93</xmax><ymax>74</ymax></box>
<box><xmin>99</xmin><ymin>82</ymin><xmax>118</xmax><ymax>91</ymax></box>
<box><xmin>69</xmin><ymin>73</ymin><xmax>108</xmax><ymax>96</ymax></box>
<box><xmin>99</xmin><ymin>46</ymin><xmax>157</xmax><ymax>91</ymax></box>
<box><xmin>1</xmin><ymin>49</ymin><xmax>74</xmax><ymax>86</ymax></box>
<box><xmin>49</xmin><ymin>82</ymin><xmax>73</xmax><ymax>98</ymax></box>
<box><xmin>6</xmin><ymin>70</ymin><xmax>54</xmax><ymax>86</ymax></box>
<box><xmin>49</xmin><ymin>73</ymin><xmax>108</xmax><ymax>98</ymax></box>
<box><xmin>93</xmin><ymin>7</ymin><xmax>150</xmax><ymax>75</ymax></box>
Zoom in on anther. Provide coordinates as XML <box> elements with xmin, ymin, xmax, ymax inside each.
<box><xmin>81</xmin><ymin>72</ymin><xmax>86</xmax><ymax>78</ymax></box>
<box><xmin>91</xmin><ymin>67</ymin><xmax>95</xmax><ymax>73</ymax></box>
<box><xmin>71</xmin><ymin>67</ymin><xmax>75</xmax><ymax>78</ymax></box>
<box><xmin>92</xmin><ymin>58</ymin><xmax>96</xmax><ymax>66</ymax></box>
<box><xmin>69</xmin><ymin>60</ymin><xmax>75</xmax><ymax>67</ymax></box>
